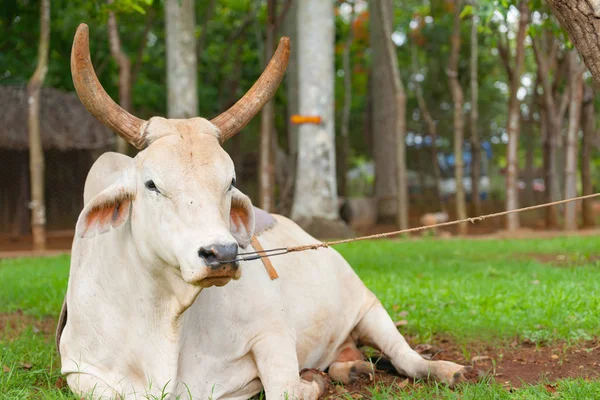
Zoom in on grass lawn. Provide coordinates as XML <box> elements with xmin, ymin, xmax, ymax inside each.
<box><xmin>1</xmin><ymin>235</ymin><xmax>600</xmax><ymax>399</ymax></box>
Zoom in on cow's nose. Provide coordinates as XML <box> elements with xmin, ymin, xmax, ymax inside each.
<box><xmin>198</xmin><ymin>244</ymin><xmax>238</xmax><ymax>268</ymax></box>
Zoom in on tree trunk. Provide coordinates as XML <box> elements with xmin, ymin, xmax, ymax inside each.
<box><xmin>532</xmin><ymin>37</ymin><xmax>566</xmax><ymax>228</ymax></box>
<box><xmin>545</xmin><ymin>0</ymin><xmax>600</xmax><ymax>88</ymax></box>
<box><xmin>411</xmin><ymin>43</ymin><xmax>443</xmax><ymax>209</ymax></box>
<box><xmin>107</xmin><ymin>0</ymin><xmax>131</xmax><ymax>154</ymax></box>
<box><xmin>470</xmin><ymin>9</ymin><xmax>482</xmax><ymax>217</ymax></box>
<box><xmin>280</xmin><ymin>0</ymin><xmax>298</xmax><ymax>216</ymax></box>
<box><xmin>564</xmin><ymin>52</ymin><xmax>584</xmax><ymax>230</ymax></box>
<box><xmin>27</xmin><ymin>0</ymin><xmax>50</xmax><ymax>251</ymax></box>
<box><xmin>259</xmin><ymin>0</ymin><xmax>277</xmax><ymax>212</ymax></box>
<box><xmin>339</xmin><ymin>3</ymin><xmax>356</xmax><ymax>199</ymax></box>
<box><xmin>447</xmin><ymin>0</ymin><xmax>467</xmax><ymax>234</ymax></box>
<box><xmin>505</xmin><ymin>0</ymin><xmax>529</xmax><ymax>231</ymax></box>
<box><xmin>291</xmin><ymin>0</ymin><xmax>348</xmax><ymax>237</ymax></box>
<box><xmin>544</xmin><ymin>114</ymin><xmax>560</xmax><ymax>227</ymax></box>
<box><xmin>524</xmin><ymin>81</ymin><xmax>539</xmax><ymax>206</ymax></box>
<box><xmin>369</xmin><ymin>0</ymin><xmax>398</xmax><ymax>222</ymax></box>
<box><xmin>373</xmin><ymin>0</ymin><xmax>408</xmax><ymax>229</ymax></box>
<box><xmin>523</xmin><ymin>119</ymin><xmax>536</xmax><ymax>206</ymax></box>
<box><xmin>165</xmin><ymin>0</ymin><xmax>197</xmax><ymax>118</ymax></box>
<box><xmin>581</xmin><ymin>84</ymin><xmax>596</xmax><ymax>227</ymax></box>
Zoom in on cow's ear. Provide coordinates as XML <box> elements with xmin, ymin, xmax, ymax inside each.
<box><xmin>76</xmin><ymin>177</ymin><xmax>136</xmax><ymax>238</ymax></box>
<box><xmin>229</xmin><ymin>188</ymin><xmax>255</xmax><ymax>248</ymax></box>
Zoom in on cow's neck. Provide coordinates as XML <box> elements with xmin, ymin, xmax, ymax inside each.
<box><xmin>80</xmin><ymin>227</ymin><xmax>203</xmax><ymax>390</ymax></box>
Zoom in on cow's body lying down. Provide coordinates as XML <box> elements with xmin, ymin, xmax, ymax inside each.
<box><xmin>59</xmin><ymin>24</ymin><xmax>467</xmax><ymax>399</ymax></box>
<box><xmin>58</xmin><ymin>153</ymin><xmax>467</xmax><ymax>400</ymax></box>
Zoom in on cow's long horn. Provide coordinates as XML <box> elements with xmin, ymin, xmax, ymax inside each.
<box><xmin>211</xmin><ymin>37</ymin><xmax>290</xmax><ymax>142</ymax></box>
<box><xmin>71</xmin><ymin>23</ymin><xmax>147</xmax><ymax>149</ymax></box>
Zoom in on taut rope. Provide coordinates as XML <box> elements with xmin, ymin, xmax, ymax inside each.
<box><xmin>221</xmin><ymin>192</ymin><xmax>600</xmax><ymax>265</ymax></box>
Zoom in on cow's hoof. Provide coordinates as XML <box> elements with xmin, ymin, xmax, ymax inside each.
<box><xmin>328</xmin><ymin>360</ymin><xmax>374</xmax><ymax>384</ymax></box>
<box><xmin>447</xmin><ymin>365</ymin><xmax>475</xmax><ymax>388</ymax></box>
<box><xmin>431</xmin><ymin>361</ymin><xmax>474</xmax><ymax>388</ymax></box>
<box><xmin>300</xmin><ymin>368</ymin><xmax>329</xmax><ymax>393</ymax></box>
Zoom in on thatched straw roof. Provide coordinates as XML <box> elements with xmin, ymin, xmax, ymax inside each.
<box><xmin>0</xmin><ymin>86</ymin><xmax>114</xmax><ymax>151</ymax></box>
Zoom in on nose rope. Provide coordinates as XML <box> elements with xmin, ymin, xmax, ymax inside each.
<box><xmin>218</xmin><ymin>247</ymin><xmax>288</xmax><ymax>263</ymax></box>
<box><xmin>219</xmin><ymin>192</ymin><xmax>600</xmax><ymax>265</ymax></box>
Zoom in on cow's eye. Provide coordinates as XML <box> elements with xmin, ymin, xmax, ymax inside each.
<box><xmin>145</xmin><ymin>180</ymin><xmax>160</xmax><ymax>193</ymax></box>
<box><xmin>229</xmin><ymin>178</ymin><xmax>236</xmax><ymax>191</ymax></box>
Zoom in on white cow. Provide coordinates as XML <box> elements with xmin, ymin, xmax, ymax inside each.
<box><xmin>57</xmin><ymin>24</ymin><xmax>469</xmax><ymax>400</ymax></box>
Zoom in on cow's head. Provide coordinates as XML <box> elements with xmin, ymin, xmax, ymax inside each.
<box><xmin>71</xmin><ymin>24</ymin><xmax>289</xmax><ymax>287</ymax></box>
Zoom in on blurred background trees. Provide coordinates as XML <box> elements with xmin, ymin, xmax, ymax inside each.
<box><xmin>1</xmin><ymin>0</ymin><xmax>599</xmax><ymax>245</ymax></box>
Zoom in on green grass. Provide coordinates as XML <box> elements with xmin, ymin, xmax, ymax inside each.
<box><xmin>1</xmin><ymin>236</ymin><xmax>600</xmax><ymax>399</ymax></box>
<box><xmin>0</xmin><ymin>255</ymin><xmax>70</xmax><ymax>318</ymax></box>
<box><xmin>337</xmin><ymin>236</ymin><xmax>600</xmax><ymax>344</ymax></box>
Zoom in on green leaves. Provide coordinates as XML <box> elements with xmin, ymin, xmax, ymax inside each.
<box><xmin>105</xmin><ymin>0</ymin><xmax>154</xmax><ymax>15</ymax></box>
<box><xmin>460</xmin><ymin>4</ymin><xmax>473</xmax><ymax>19</ymax></box>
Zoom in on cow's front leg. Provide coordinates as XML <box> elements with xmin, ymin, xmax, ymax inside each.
<box><xmin>252</xmin><ymin>334</ymin><xmax>326</xmax><ymax>399</ymax></box>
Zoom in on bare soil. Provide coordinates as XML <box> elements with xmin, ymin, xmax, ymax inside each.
<box><xmin>0</xmin><ymin>231</ymin><xmax>73</xmax><ymax>257</ymax></box>
<box><xmin>0</xmin><ymin>310</ymin><xmax>57</xmax><ymax>340</ymax></box>
<box><xmin>3</xmin><ymin>312</ymin><xmax>600</xmax><ymax>398</ymax></box>
<box><xmin>320</xmin><ymin>336</ymin><xmax>600</xmax><ymax>398</ymax></box>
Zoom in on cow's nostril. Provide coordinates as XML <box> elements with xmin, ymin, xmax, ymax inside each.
<box><xmin>214</xmin><ymin>243</ymin><xmax>238</xmax><ymax>262</ymax></box>
<box><xmin>198</xmin><ymin>248</ymin><xmax>218</xmax><ymax>266</ymax></box>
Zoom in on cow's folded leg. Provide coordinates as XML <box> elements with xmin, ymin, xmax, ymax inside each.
<box><xmin>252</xmin><ymin>335</ymin><xmax>325</xmax><ymax>399</ymax></box>
<box><xmin>353</xmin><ymin>303</ymin><xmax>469</xmax><ymax>387</ymax></box>
<box><xmin>327</xmin><ymin>337</ymin><xmax>374</xmax><ymax>384</ymax></box>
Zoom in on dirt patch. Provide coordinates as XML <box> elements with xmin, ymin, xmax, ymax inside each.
<box><xmin>0</xmin><ymin>310</ymin><xmax>57</xmax><ymax>340</ymax></box>
<box><xmin>319</xmin><ymin>337</ymin><xmax>600</xmax><ymax>398</ymax></box>
<box><xmin>0</xmin><ymin>231</ymin><xmax>74</xmax><ymax>253</ymax></box>
<box><xmin>523</xmin><ymin>253</ymin><xmax>600</xmax><ymax>267</ymax></box>
<box><xmin>425</xmin><ymin>336</ymin><xmax>600</xmax><ymax>388</ymax></box>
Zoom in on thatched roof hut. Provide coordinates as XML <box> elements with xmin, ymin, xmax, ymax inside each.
<box><xmin>0</xmin><ymin>85</ymin><xmax>114</xmax><ymax>150</ymax></box>
<box><xmin>0</xmin><ymin>85</ymin><xmax>115</xmax><ymax>236</ymax></box>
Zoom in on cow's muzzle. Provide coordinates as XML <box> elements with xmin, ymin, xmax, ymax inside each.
<box><xmin>193</xmin><ymin>243</ymin><xmax>240</xmax><ymax>287</ymax></box>
<box><xmin>198</xmin><ymin>243</ymin><xmax>239</xmax><ymax>269</ymax></box>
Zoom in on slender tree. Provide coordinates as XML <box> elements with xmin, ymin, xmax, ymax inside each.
<box><xmin>523</xmin><ymin>78</ymin><xmax>539</xmax><ymax>206</ymax></box>
<box><xmin>470</xmin><ymin>9</ymin><xmax>481</xmax><ymax>216</ymax></box>
<box><xmin>339</xmin><ymin>1</ymin><xmax>356</xmax><ymax>198</ymax></box>
<box><xmin>447</xmin><ymin>0</ymin><xmax>467</xmax><ymax>234</ymax></box>
<box><xmin>564</xmin><ymin>51</ymin><xmax>585</xmax><ymax>230</ymax></box>
<box><xmin>280</xmin><ymin>0</ymin><xmax>299</xmax><ymax>216</ymax></box>
<box><xmin>532</xmin><ymin>34</ymin><xmax>570</xmax><ymax>228</ymax></box>
<box><xmin>369</xmin><ymin>0</ymin><xmax>399</xmax><ymax>223</ymax></box>
<box><xmin>258</xmin><ymin>0</ymin><xmax>292</xmax><ymax>212</ymax></box>
<box><xmin>107</xmin><ymin>0</ymin><xmax>131</xmax><ymax>154</ymax></box>
<box><xmin>27</xmin><ymin>0</ymin><xmax>50</xmax><ymax>251</ymax></box>
<box><xmin>373</xmin><ymin>0</ymin><xmax>408</xmax><ymax>229</ymax></box>
<box><xmin>498</xmin><ymin>0</ymin><xmax>529</xmax><ymax>231</ymax></box>
<box><xmin>411</xmin><ymin>43</ymin><xmax>443</xmax><ymax>208</ymax></box>
<box><xmin>258</xmin><ymin>0</ymin><xmax>277</xmax><ymax>211</ymax></box>
<box><xmin>165</xmin><ymin>0</ymin><xmax>197</xmax><ymax>118</ymax></box>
